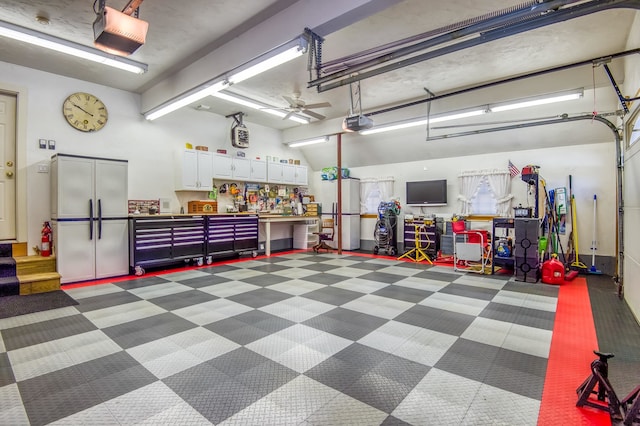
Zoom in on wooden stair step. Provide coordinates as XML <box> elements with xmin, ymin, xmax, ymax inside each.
<box><xmin>12</xmin><ymin>242</ymin><xmax>28</xmax><ymax>257</ymax></box>
<box><xmin>18</xmin><ymin>272</ymin><xmax>61</xmax><ymax>295</ymax></box>
<box><xmin>14</xmin><ymin>255</ymin><xmax>57</xmax><ymax>275</ymax></box>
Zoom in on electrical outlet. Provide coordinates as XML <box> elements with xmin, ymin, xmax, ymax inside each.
<box><xmin>37</xmin><ymin>163</ymin><xmax>49</xmax><ymax>173</ymax></box>
<box><xmin>260</xmin><ymin>243</ymin><xmax>265</xmax><ymax>250</ymax></box>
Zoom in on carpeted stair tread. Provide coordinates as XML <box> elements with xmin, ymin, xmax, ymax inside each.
<box><xmin>0</xmin><ymin>243</ymin><xmax>12</xmax><ymax>257</ymax></box>
<box><xmin>0</xmin><ymin>257</ymin><xmax>17</xmax><ymax>278</ymax></box>
<box><xmin>0</xmin><ymin>276</ymin><xmax>20</xmax><ymax>296</ymax></box>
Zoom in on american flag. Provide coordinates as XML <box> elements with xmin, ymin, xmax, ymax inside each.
<box><xmin>508</xmin><ymin>160</ymin><xmax>520</xmax><ymax>178</ymax></box>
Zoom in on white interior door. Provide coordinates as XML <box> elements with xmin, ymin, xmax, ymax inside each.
<box><xmin>0</xmin><ymin>93</ymin><xmax>16</xmax><ymax>240</ymax></box>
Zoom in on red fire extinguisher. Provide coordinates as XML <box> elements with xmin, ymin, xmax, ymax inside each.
<box><xmin>41</xmin><ymin>221</ymin><xmax>52</xmax><ymax>257</ymax></box>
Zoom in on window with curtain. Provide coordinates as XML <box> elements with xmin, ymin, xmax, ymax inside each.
<box><xmin>360</xmin><ymin>177</ymin><xmax>395</xmax><ymax>214</ymax></box>
<box><xmin>458</xmin><ymin>169</ymin><xmax>513</xmax><ymax>216</ymax></box>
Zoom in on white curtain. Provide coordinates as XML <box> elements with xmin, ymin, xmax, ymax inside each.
<box><xmin>458</xmin><ymin>173</ymin><xmax>483</xmax><ymax>215</ymax></box>
<box><xmin>360</xmin><ymin>177</ymin><xmax>395</xmax><ymax>213</ymax></box>
<box><xmin>485</xmin><ymin>171</ymin><xmax>513</xmax><ymax>216</ymax></box>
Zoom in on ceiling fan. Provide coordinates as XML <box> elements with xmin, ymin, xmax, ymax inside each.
<box><xmin>281</xmin><ymin>94</ymin><xmax>331</xmax><ymax>120</ymax></box>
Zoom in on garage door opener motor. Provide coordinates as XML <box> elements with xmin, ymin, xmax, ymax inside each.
<box><xmin>227</xmin><ymin>112</ymin><xmax>249</xmax><ymax>148</ymax></box>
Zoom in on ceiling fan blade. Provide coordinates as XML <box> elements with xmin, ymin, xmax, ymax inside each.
<box><xmin>282</xmin><ymin>111</ymin><xmax>295</xmax><ymax>120</ymax></box>
<box><xmin>303</xmin><ymin>102</ymin><xmax>331</xmax><ymax>109</ymax></box>
<box><xmin>282</xmin><ymin>96</ymin><xmax>297</xmax><ymax>107</ymax></box>
<box><xmin>302</xmin><ymin>109</ymin><xmax>326</xmax><ymax>120</ymax></box>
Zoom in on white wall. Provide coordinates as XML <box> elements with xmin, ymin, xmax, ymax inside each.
<box><xmin>0</xmin><ymin>60</ymin><xmax>308</xmax><ymax>253</ymax></box>
<box><xmin>622</xmin><ymin>10</ymin><xmax>640</xmax><ymax>321</ymax></box>
<box><xmin>310</xmin><ymin>142</ymin><xmax>617</xmax><ymax>258</ymax></box>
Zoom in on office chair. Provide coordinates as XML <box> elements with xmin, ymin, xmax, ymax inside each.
<box><xmin>313</xmin><ymin>218</ymin><xmax>335</xmax><ymax>252</ymax></box>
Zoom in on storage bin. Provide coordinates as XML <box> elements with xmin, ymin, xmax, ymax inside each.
<box><xmin>188</xmin><ymin>201</ymin><xmax>218</xmax><ymax>213</ymax></box>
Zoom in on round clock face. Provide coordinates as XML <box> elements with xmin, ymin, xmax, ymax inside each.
<box><xmin>62</xmin><ymin>92</ymin><xmax>108</xmax><ymax>132</ymax></box>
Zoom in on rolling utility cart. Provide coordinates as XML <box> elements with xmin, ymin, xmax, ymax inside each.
<box><xmin>373</xmin><ymin>202</ymin><xmax>399</xmax><ymax>256</ymax></box>
<box><xmin>491</xmin><ymin>217</ymin><xmax>515</xmax><ymax>275</ymax></box>
<box><xmin>399</xmin><ymin>218</ymin><xmax>438</xmax><ymax>262</ymax></box>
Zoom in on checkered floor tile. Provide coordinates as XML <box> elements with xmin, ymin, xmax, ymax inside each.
<box><xmin>0</xmin><ymin>252</ymin><xmax>560</xmax><ymax>425</ymax></box>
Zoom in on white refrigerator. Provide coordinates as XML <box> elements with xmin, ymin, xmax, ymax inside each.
<box><xmin>51</xmin><ymin>154</ymin><xmax>129</xmax><ymax>283</ymax></box>
<box><xmin>320</xmin><ymin>178</ymin><xmax>360</xmax><ymax>250</ymax></box>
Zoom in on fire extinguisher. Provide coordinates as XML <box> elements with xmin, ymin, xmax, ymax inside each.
<box><xmin>41</xmin><ymin>221</ymin><xmax>52</xmax><ymax>257</ymax></box>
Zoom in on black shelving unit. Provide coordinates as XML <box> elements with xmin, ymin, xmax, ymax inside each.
<box><xmin>491</xmin><ymin>217</ymin><xmax>515</xmax><ymax>275</ymax></box>
<box><xmin>403</xmin><ymin>219</ymin><xmax>439</xmax><ymax>259</ymax></box>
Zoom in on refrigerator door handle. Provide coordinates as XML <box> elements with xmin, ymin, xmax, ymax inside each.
<box><xmin>98</xmin><ymin>199</ymin><xmax>102</xmax><ymax>239</ymax></box>
<box><xmin>89</xmin><ymin>199</ymin><xmax>94</xmax><ymax>240</ymax></box>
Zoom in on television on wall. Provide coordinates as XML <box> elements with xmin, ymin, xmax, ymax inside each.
<box><xmin>405</xmin><ymin>179</ymin><xmax>448</xmax><ymax>206</ymax></box>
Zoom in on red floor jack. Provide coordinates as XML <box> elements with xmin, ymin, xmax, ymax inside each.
<box><xmin>576</xmin><ymin>351</ymin><xmax>640</xmax><ymax>425</ymax></box>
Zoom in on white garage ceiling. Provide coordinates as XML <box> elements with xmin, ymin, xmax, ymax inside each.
<box><xmin>0</xmin><ymin>0</ymin><xmax>638</xmax><ymax>169</ymax></box>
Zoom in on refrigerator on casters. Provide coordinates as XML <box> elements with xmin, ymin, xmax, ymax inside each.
<box><xmin>320</xmin><ymin>178</ymin><xmax>360</xmax><ymax>250</ymax></box>
<box><xmin>51</xmin><ymin>154</ymin><xmax>129</xmax><ymax>283</ymax></box>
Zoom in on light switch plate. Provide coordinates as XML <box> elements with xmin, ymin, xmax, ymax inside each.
<box><xmin>39</xmin><ymin>139</ymin><xmax>47</xmax><ymax>149</ymax></box>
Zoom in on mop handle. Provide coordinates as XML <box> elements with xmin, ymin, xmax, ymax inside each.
<box><xmin>591</xmin><ymin>194</ymin><xmax>597</xmax><ymax>265</ymax></box>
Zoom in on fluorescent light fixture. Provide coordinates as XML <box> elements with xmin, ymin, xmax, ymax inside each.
<box><xmin>288</xmin><ymin>136</ymin><xmax>329</xmax><ymax>148</ymax></box>
<box><xmin>490</xmin><ymin>89</ymin><xmax>583</xmax><ymax>112</ymax></box>
<box><xmin>227</xmin><ymin>43</ymin><xmax>306</xmax><ymax>84</ymax></box>
<box><xmin>361</xmin><ymin>109</ymin><xmax>486</xmax><ymax>135</ymax></box>
<box><xmin>360</xmin><ymin>88</ymin><xmax>584</xmax><ymax>135</ymax></box>
<box><xmin>212</xmin><ymin>91</ymin><xmax>310</xmax><ymax>124</ymax></box>
<box><xmin>145</xmin><ymin>81</ymin><xmax>228</xmax><ymax>121</ymax></box>
<box><xmin>0</xmin><ymin>19</ymin><xmax>148</xmax><ymax>74</ymax></box>
<box><xmin>144</xmin><ymin>37</ymin><xmax>307</xmax><ymax>121</ymax></box>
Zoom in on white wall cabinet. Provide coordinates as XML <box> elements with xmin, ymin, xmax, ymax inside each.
<box><xmin>177</xmin><ymin>149</ymin><xmax>213</xmax><ymax>191</ymax></box>
<box><xmin>268</xmin><ymin>162</ymin><xmax>298</xmax><ymax>184</ymax></box>
<box><xmin>213</xmin><ymin>153</ymin><xmax>266</xmax><ymax>182</ymax></box>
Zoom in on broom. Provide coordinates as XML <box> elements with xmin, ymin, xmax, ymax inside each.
<box><xmin>588</xmin><ymin>194</ymin><xmax>603</xmax><ymax>274</ymax></box>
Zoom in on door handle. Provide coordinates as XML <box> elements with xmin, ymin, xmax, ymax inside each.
<box><xmin>89</xmin><ymin>200</ymin><xmax>94</xmax><ymax>240</ymax></box>
<box><xmin>98</xmin><ymin>199</ymin><xmax>102</xmax><ymax>239</ymax></box>
<box><xmin>5</xmin><ymin>171</ymin><xmax>13</xmax><ymax>178</ymax></box>
<box><xmin>6</xmin><ymin>161</ymin><xmax>13</xmax><ymax>167</ymax></box>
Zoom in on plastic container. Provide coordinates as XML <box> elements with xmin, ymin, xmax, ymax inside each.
<box><xmin>541</xmin><ymin>255</ymin><xmax>564</xmax><ymax>285</ymax></box>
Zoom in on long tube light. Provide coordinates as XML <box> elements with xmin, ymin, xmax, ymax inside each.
<box><xmin>144</xmin><ymin>38</ymin><xmax>307</xmax><ymax>121</ymax></box>
<box><xmin>360</xmin><ymin>88</ymin><xmax>584</xmax><ymax>136</ymax></box>
<box><xmin>288</xmin><ymin>136</ymin><xmax>330</xmax><ymax>148</ymax></box>
<box><xmin>227</xmin><ymin>44</ymin><xmax>306</xmax><ymax>84</ymax></box>
<box><xmin>360</xmin><ymin>109</ymin><xmax>486</xmax><ymax>135</ymax></box>
<box><xmin>145</xmin><ymin>81</ymin><xmax>228</xmax><ymax>121</ymax></box>
<box><xmin>0</xmin><ymin>19</ymin><xmax>148</xmax><ymax>74</ymax></box>
<box><xmin>212</xmin><ymin>91</ymin><xmax>310</xmax><ymax>124</ymax></box>
<box><xmin>490</xmin><ymin>89</ymin><xmax>584</xmax><ymax>112</ymax></box>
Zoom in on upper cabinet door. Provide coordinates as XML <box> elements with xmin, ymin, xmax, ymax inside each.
<box><xmin>232</xmin><ymin>157</ymin><xmax>251</xmax><ymax>180</ymax></box>
<box><xmin>250</xmin><ymin>159</ymin><xmax>267</xmax><ymax>182</ymax></box>
<box><xmin>95</xmin><ymin>159</ymin><xmax>128</xmax><ymax>217</ymax></box>
<box><xmin>267</xmin><ymin>162</ymin><xmax>283</xmax><ymax>183</ymax></box>
<box><xmin>177</xmin><ymin>149</ymin><xmax>198</xmax><ymax>190</ymax></box>
<box><xmin>282</xmin><ymin>164</ymin><xmax>295</xmax><ymax>184</ymax></box>
<box><xmin>294</xmin><ymin>165</ymin><xmax>308</xmax><ymax>186</ymax></box>
<box><xmin>197</xmin><ymin>151</ymin><xmax>213</xmax><ymax>191</ymax></box>
<box><xmin>212</xmin><ymin>153</ymin><xmax>233</xmax><ymax>180</ymax></box>
<box><xmin>55</xmin><ymin>156</ymin><xmax>95</xmax><ymax>218</ymax></box>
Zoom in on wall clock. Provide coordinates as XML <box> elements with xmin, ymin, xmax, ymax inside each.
<box><xmin>62</xmin><ymin>92</ymin><xmax>108</xmax><ymax>132</ymax></box>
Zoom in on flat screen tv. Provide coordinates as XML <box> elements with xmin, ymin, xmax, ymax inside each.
<box><xmin>405</xmin><ymin>179</ymin><xmax>447</xmax><ymax>206</ymax></box>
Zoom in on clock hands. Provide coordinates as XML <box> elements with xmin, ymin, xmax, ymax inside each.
<box><xmin>71</xmin><ymin>102</ymin><xmax>93</xmax><ymax>117</ymax></box>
